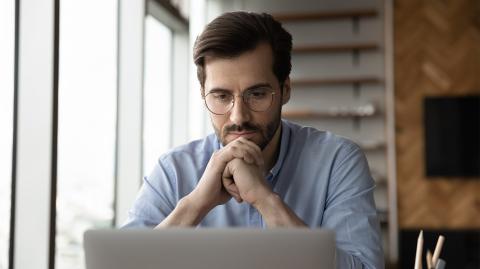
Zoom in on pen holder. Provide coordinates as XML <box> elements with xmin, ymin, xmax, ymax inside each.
<box><xmin>434</xmin><ymin>259</ymin><xmax>446</xmax><ymax>269</ymax></box>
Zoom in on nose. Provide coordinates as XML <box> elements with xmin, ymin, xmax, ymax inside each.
<box><xmin>229</xmin><ymin>95</ymin><xmax>250</xmax><ymax>125</ymax></box>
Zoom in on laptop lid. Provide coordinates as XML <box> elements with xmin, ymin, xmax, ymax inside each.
<box><xmin>84</xmin><ymin>228</ymin><xmax>335</xmax><ymax>269</ymax></box>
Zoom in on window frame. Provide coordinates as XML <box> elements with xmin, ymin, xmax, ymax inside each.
<box><xmin>1</xmin><ymin>0</ymin><xmax>19</xmax><ymax>268</ymax></box>
<box><xmin>114</xmin><ymin>0</ymin><xmax>189</xmax><ymax>227</ymax></box>
<box><xmin>9</xmin><ymin>1</ymin><xmax>193</xmax><ymax>268</ymax></box>
<box><xmin>54</xmin><ymin>0</ymin><xmax>119</xmax><ymax>267</ymax></box>
<box><xmin>147</xmin><ymin>0</ymin><xmax>189</xmax><ymax>148</ymax></box>
<box><xmin>11</xmin><ymin>0</ymin><xmax>59</xmax><ymax>268</ymax></box>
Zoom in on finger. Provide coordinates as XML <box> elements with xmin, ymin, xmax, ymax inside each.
<box><xmin>235</xmin><ymin>138</ymin><xmax>264</xmax><ymax>166</ymax></box>
<box><xmin>209</xmin><ymin>148</ymin><xmax>241</xmax><ymax>175</ymax></box>
<box><xmin>222</xmin><ymin>161</ymin><xmax>233</xmax><ymax>179</ymax></box>
<box><xmin>237</xmin><ymin>137</ymin><xmax>262</xmax><ymax>154</ymax></box>
<box><xmin>231</xmin><ymin>148</ymin><xmax>254</xmax><ymax>164</ymax></box>
<box><xmin>224</xmin><ymin>181</ymin><xmax>240</xmax><ymax>196</ymax></box>
<box><xmin>224</xmin><ymin>182</ymin><xmax>242</xmax><ymax>202</ymax></box>
<box><xmin>221</xmin><ymin>143</ymin><xmax>257</xmax><ymax>165</ymax></box>
<box><xmin>214</xmin><ymin>139</ymin><xmax>263</xmax><ymax>172</ymax></box>
<box><xmin>223</xmin><ymin>182</ymin><xmax>239</xmax><ymax>196</ymax></box>
<box><xmin>237</xmin><ymin>139</ymin><xmax>267</xmax><ymax>174</ymax></box>
<box><xmin>229</xmin><ymin>140</ymin><xmax>263</xmax><ymax>166</ymax></box>
<box><xmin>228</xmin><ymin>190</ymin><xmax>242</xmax><ymax>203</ymax></box>
<box><xmin>222</xmin><ymin>165</ymin><xmax>242</xmax><ymax>198</ymax></box>
<box><xmin>222</xmin><ymin>166</ymin><xmax>238</xmax><ymax>189</ymax></box>
<box><xmin>230</xmin><ymin>190</ymin><xmax>243</xmax><ymax>203</ymax></box>
<box><xmin>226</xmin><ymin>187</ymin><xmax>241</xmax><ymax>201</ymax></box>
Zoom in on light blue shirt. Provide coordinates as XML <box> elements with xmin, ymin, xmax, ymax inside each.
<box><xmin>124</xmin><ymin>119</ymin><xmax>384</xmax><ymax>269</ymax></box>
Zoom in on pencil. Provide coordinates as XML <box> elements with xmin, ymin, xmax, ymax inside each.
<box><xmin>426</xmin><ymin>249</ymin><xmax>433</xmax><ymax>269</ymax></box>
<box><xmin>432</xmin><ymin>235</ymin><xmax>445</xmax><ymax>267</ymax></box>
<box><xmin>414</xmin><ymin>230</ymin><xmax>423</xmax><ymax>269</ymax></box>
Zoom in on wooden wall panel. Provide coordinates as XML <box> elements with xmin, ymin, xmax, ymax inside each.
<box><xmin>394</xmin><ymin>0</ymin><xmax>480</xmax><ymax>228</ymax></box>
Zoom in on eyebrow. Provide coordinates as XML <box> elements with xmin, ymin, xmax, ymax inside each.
<box><xmin>208</xmin><ymin>83</ymin><xmax>273</xmax><ymax>93</ymax></box>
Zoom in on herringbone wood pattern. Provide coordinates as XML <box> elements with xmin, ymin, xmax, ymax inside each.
<box><xmin>394</xmin><ymin>0</ymin><xmax>480</xmax><ymax>228</ymax></box>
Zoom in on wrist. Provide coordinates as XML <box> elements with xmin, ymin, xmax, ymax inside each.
<box><xmin>183</xmin><ymin>191</ymin><xmax>214</xmax><ymax>217</ymax></box>
<box><xmin>176</xmin><ymin>195</ymin><xmax>208</xmax><ymax>226</ymax></box>
<box><xmin>252</xmin><ymin>189</ymin><xmax>280</xmax><ymax>213</ymax></box>
<box><xmin>156</xmin><ymin>194</ymin><xmax>210</xmax><ymax>228</ymax></box>
<box><xmin>252</xmin><ymin>191</ymin><xmax>307</xmax><ymax>227</ymax></box>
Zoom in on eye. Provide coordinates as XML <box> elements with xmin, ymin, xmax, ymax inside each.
<box><xmin>247</xmin><ymin>88</ymin><xmax>268</xmax><ymax>99</ymax></box>
<box><xmin>211</xmin><ymin>92</ymin><xmax>231</xmax><ymax>102</ymax></box>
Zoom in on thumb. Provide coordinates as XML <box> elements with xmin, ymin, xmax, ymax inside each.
<box><xmin>222</xmin><ymin>163</ymin><xmax>242</xmax><ymax>202</ymax></box>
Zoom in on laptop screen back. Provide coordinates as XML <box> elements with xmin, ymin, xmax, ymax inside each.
<box><xmin>84</xmin><ymin>228</ymin><xmax>335</xmax><ymax>269</ymax></box>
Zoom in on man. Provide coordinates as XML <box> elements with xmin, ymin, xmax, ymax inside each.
<box><xmin>124</xmin><ymin>11</ymin><xmax>384</xmax><ymax>268</ymax></box>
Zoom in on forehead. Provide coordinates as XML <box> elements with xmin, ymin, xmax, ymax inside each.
<box><xmin>204</xmin><ymin>43</ymin><xmax>277</xmax><ymax>92</ymax></box>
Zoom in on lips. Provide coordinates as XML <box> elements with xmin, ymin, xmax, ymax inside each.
<box><xmin>228</xmin><ymin>131</ymin><xmax>257</xmax><ymax>139</ymax></box>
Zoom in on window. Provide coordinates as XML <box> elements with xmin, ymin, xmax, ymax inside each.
<box><xmin>0</xmin><ymin>0</ymin><xmax>15</xmax><ymax>267</ymax></box>
<box><xmin>143</xmin><ymin>15</ymin><xmax>173</xmax><ymax>174</ymax></box>
<box><xmin>56</xmin><ymin>0</ymin><xmax>117</xmax><ymax>268</ymax></box>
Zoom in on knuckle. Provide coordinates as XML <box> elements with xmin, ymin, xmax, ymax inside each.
<box><xmin>211</xmin><ymin>151</ymin><xmax>221</xmax><ymax>162</ymax></box>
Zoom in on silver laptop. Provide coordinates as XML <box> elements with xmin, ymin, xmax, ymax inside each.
<box><xmin>84</xmin><ymin>228</ymin><xmax>335</xmax><ymax>269</ymax></box>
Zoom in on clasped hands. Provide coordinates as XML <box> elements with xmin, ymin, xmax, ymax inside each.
<box><xmin>158</xmin><ymin>136</ymin><xmax>306</xmax><ymax>228</ymax></box>
<box><xmin>189</xmin><ymin>137</ymin><xmax>274</xmax><ymax>212</ymax></box>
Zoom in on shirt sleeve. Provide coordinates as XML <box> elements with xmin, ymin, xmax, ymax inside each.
<box><xmin>121</xmin><ymin>158</ymin><xmax>178</xmax><ymax>228</ymax></box>
<box><xmin>322</xmin><ymin>143</ymin><xmax>385</xmax><ymax>269</ymax></box>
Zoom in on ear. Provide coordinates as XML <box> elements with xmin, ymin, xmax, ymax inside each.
<box><xmin>281</xmin><ymin>77</ymin><xmax>291</xmax><ymax>105</ymax></box>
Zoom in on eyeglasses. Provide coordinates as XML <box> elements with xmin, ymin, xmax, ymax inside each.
<box><xmin>203</xmin><ymin>87</ymin><xmax>276</xmax><ymax>115</ymax></box>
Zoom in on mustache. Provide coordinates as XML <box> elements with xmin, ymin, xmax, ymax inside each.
<box><xmin>223</xmin><ymin>123</ymin><xmax>259</xmax><ymax>134</ymax></box>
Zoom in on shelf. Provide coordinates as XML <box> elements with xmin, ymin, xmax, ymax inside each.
<box><xmin>371</xmin><ymin>170</ymin><xmax>388</xmax><ymax>185</ymax></box>
<box><xmin>273</xmin><ymin>9</ymin><xmax>378</xmax><ymax>22</ymax></box>
<box><xmin>293</xmin><ymin>43</ymin><xmax>379</xmax><ymax>53</ymax></box>
<box><xmin>359</xmin><ymin>141</ymin><xmax>386</xmax><ymax>151</ymax></box>
<box><xmin>282</xmin><ymin>105</ymin><xmax>377</xmax><ymax>119</ymax></box>
<box><xmin>291</xmin><ymin>76</ymin><xmax>382</xmax><ymax>87</ymax></box>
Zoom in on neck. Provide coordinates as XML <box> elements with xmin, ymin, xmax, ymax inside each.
<box><xmin>262</xmin><ymin>122</ymin><xmax>282</xmax><ymax>173</ymax></box>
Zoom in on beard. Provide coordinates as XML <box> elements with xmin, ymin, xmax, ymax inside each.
<box><xmin>212</xmin><ymin>105</ymin><xmax>282</xmax><ymax>150</ymax></box>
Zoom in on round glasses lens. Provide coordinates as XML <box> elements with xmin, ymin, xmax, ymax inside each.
<box><xmin>205</xmin><ymin>92</ymin><xmax>233</xmax><ymax>114</ymax></box>
<box><xmin>245</xmin><ymin>88</ymin><xmax>273</xmax><ymax>112</ymax></box>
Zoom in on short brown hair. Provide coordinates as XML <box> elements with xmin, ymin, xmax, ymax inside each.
<box><xmin>193</xmin><ymin>11</ymin><xmax>292</xmax><ymax>92</ymax></box>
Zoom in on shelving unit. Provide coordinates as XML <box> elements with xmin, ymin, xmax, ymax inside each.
<box><xmin>275</xmin><ymin>4</ymin><xmax>394</xmax><ymax>262</ymax></box>
<box><xmin>293</xmin><ymin>43</ymin><xmax>378</xmax><ymax>53</ymax></box>
<box><xmin>282</xmin><ymin>105</ymin><xmax>378</xmax><ymax>119</ymax></box>
<box><xmin>291</xmin><ymin>76</ymin><xmax>382</xmax><ymax>87</ymax></box>
<box><xmin>273</xmin><ymin>9</ymin><xmax>378</xmax><ymax>22</ymax></box>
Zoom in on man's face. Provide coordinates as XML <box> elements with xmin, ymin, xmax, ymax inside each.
<box><xmin>203</xmin><ymin>43</ymin><xmax>290</xmax><ymax>150</ymax></box>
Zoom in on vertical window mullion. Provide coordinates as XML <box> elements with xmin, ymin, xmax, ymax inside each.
<box><xmin>114</xmin><ymin>0</ymin><xmax>145</xmax><ymax>228</ymax></box>
<box><xmin>50</xmin><ymin>0</ymin><xmax>60</xmax><ymax>267</ymax></box>
<box><xmin>13</xmin><ymin>0</ymin><xmax>57</xmax><ymax>268</ymax></box>
<box><xmin>188</xmin><ymin>0</ymin><xmax>208</xmax><ymax>141</ymax></box>
<box><xmin>0</xmin><ymin>0</ymin><xmax>17</xmax><ymax>268</ymax></box>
